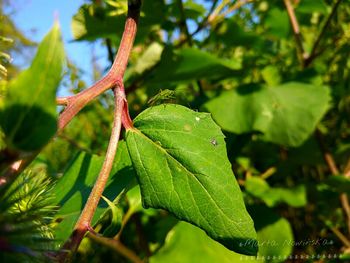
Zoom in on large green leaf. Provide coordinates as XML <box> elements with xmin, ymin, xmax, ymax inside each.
<box><xmin>125</xmin><ymin>104</ymin><xmax>257</xmax><ymax>255</ymax></box>
<box><xmin>245</xmin><ymin>177</ymin><xmax>307</xmax><ymax>207</ymax></box>
<box><xmin>150</xmin><ymin>206</ymin><xmax>293</xmax><ymax>263</ymax></box>
<box><xmin>204</xmin><ymin>82</ymin><xmax>330</xmax><ymax>147</ymax></box>
<box><xmin>147</xmin><ymin>47</ymin><xmax>241</xmax><ymax>84</ymax></box>
<box><xmin>0</xmin><ymin>23</ymin><xmax>65</xmax><ymax>151</ymax></box>
<box><xmin>53</xmin><ymin>141</ymin><xmax>135</xmax><ymax>245</ymax></box>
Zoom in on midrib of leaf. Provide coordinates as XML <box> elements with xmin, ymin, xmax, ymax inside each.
<box><xmin>129</xmin><ymin>128</ymin><xmax>246</xmax><ymax>237</ymax></box>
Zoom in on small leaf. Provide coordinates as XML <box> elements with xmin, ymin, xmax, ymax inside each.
<box><xmin>132</xmin><ymin>42</ymin><xmax>164</xmax><ymax>75</ymax></box>
<box><xmin>261</xmin><ymin>66</ymin><xmax>281</xmax><ymax>86</ymax></box>
<box><xmin>0</xmin><ymin>23</ymin><xmax>65</xmax><ymax>151</ymax></box>
<box><xmin>245</xmin><ymin>177</ymin><xmax>307</xmax><ymax>207</ymax></box>
<box><xmin>204</xmin><ymin>82</ymin><xmax>330</xmax><ymax>147</ymax></box>
<box><xmin>126</xmin><ymin>186</ymin><xmax>143</xmax><ymax>214</ymax></box>
<box><xmin>126</xmin><ymin>104</ymin><xmax>257</xmax><ymax>255</ymax></box>
<box><xmin>100</xmin><ymin>196</ymin><xmax>123</xmax><ymax>237</ymax></box>
<box><xmin>297</xmin><ymin>0</ymin><xmax>328</xmax><ymax>14</ymax></box>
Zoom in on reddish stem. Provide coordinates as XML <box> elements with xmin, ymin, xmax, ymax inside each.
<box><xmin>57</xmin><ymin>4</ymin><xmax>140</xmax><ymax>131</ymax></box>
<box><xmin>59</xmin><ymin>87</ymin><xmax>125</xmax><ymax>260</ymax></box>
<box><xmin>57</xmin><ymin>1</ymin><xmax>141</xmax><ymax>260</ymax></box>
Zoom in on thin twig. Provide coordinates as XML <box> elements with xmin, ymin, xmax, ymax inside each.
<box><xmin>56</xmin><ymin>97</ymin><xmax>69</xmax><ymax>106</ymax></box>
<box><xmin>283</xmin><ymin>0</ymin><xmax>307</xmax><ymax>65</ymax></box>
<box><xmin>216</xmin><ymin>0</ymin><xmax>254</xmax><ymax>24</ymax></box>
<box><xmin>330</xmin><ymin>227</ymin><xmax>350</xmax><ymax>248</ymax></box>
<box><xmin>316</xmin><ymin>129</ymin><xmax>350</xmax><ymax>237</ymax></box>
<box><xmin>88</xmin><ymin>232</ymin><xmax>144</xmax><ymax>263</ymax></box>
<box><xmin>208</xmin><ymin>0</ymin><xmax>230</xmax><ymax>24</ymax></box>
<box><xmin>340</xmin><ymin>194</ymin><xmax>350</xmax><ymax>235</ymax></box>
<box><xmin>59</xmin><ymin>87</ymin><xmax>126</xmax><ymax>261</ymax></box>
<box><xmin>304</xmin><ymin>0</ymin><xmax>343</xmax><ymax>67</ymax></box>
<box><xmin>209</xmin><ymin>0</ymin><xmax>253</xmax><ymax>26</ymax></box>
<box><xmin>190</xmin><ymin>0</ymin><xmax>219</xmax><ymax>37</ymax></box>
<box><xmin>344</xmin><ymin>158</ymin><xmax>350</xmax><ymax>178</ymax></box>
<box><xmin>316</xmin><ymin>130</ymin><xmax>339</xmax><ymax>175</ymax></box>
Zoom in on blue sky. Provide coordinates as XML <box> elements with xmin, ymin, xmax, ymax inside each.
<box><xmin>9</xmin><ymin>0</ymin><xmax>108</xmax><ymax>91</ymax></box>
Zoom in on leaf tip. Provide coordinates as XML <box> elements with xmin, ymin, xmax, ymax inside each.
<box><xmin>53</xmin><ymin>11</ymin><xmax>61</xmax><ymax>27</ymax></box>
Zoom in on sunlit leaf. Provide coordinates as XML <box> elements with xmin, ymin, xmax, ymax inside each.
<box><xmin>0</xmin><ymin>23</ymin><xmax>65</xmax><ymax>151</ymax></box>
<box><xmin>126</xmin><ymin>104</ymin><xmax>257</xmax><ymax>255</ymax></box>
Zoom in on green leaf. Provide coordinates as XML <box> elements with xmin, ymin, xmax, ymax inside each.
<box><xmin>100</xmin><ymin>196</ymin><xmax>123</xmax><ymax>238</ymax></box>
<box><xmin>0</xmin><ymin>23</ymin><xmax>65</xmax><ymax>151</ymax></box>
<box><xmin>204</xmin><ymin>82</ymin><xmax>330</xmax><ymax>147</ymax></box>
<box><xmin>150</xmin><ymin>206</ymin><xmax>293</xmax><ymax>263</ymax></box>
<box><xmin>184</xmin><ymin>1</ymin><xmax>206</xmax><ymax>19</ymax></box>
<box><xmin>132</xmin><ymin>42</ymin><xmax>164</xmax><ymax>75</ymax></box>
<box><xmin>71</xmin><ymin>2</ymin><xmax>165</xmax><ymax>42</ymax></box>
<box><xmin>265</xmin><ymin>8</ymin><xmax>290</xmax><ymax>38</ymax></box>
<box><xmin>125</xmin><ymin>104</ymin><xmax>257</xmax><ymax>255</ymax></box>
<box><xmin>71</xmin><ymin>4</ymin><xmax>124</xmax><ymax>41</ymax></box>
<box><xmin>245</xmin><ymin>177</ymin><xmax>307</xmax><ymax>207</ymax></box>
<box><xmin>261</xmin><ymin>66</ymin><xmax>281</xmax><ymax>86</ymax></box>
<box><xmin>212</xmin><ymin>20</ymin><xmax>261</xmax><ymax>48</ymax></box>
<box><xmin>126</xmin><ymin>185</ymin><xmax>143</xmax><ymax>214</ymax></box>
<box><xmin>53</xmin><ymin>141</ymin><xmax>135</xmax><ymax>245</ymax></box>
<box><xmin>297</xmin><ymin>0</ymin><xmax>328</xmax><ymax>14</ymax></box>
<box><xmin>323</xmin><ymin>176</ymin><xmax>350</xmax><ymax>194</ymax></box>
<box><xmin>148</xmin><ymin>47</ymin><xmax>241</xmax><ymax>84</ymax></box>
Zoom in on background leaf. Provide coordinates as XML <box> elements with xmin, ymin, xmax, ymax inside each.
<box><xmin>150</xmin><ymin>206</ymin><xmax>293</xmax><ymax>263</ymax></box>
<box><xmin>0</xmin><ymin>23</ymin><xmax>65</xmax><ymax>151</ymax></box>
<box><xmin>204</xmin><ymin>82</ymin><xmax>330</xmax><ymax>147</ymax></box>
<box><xmin>146</xmin><ymin>47</ymin><xmax>241</xmax><ymax>84</ymax></box>
<box><xmin>245</xmin><ymin>176</ymin><xmax>307</xmax><ymax>208</ymax></box>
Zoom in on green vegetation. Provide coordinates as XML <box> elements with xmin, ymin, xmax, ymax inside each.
<box><xmin>1</xmin><ymin>0</ymin><xmax>350</xmax><ymax>262</ymax></box>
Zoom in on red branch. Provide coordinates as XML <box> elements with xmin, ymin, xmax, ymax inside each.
<box><xmin>57</xmin><ymin>3</ymin><xmax>139</xmax><ymax>130</ymax></box>
<box><xmin>56</xmin><ymin>1</ymin><xmax>141</xmax><ymax>260</ymax></box>
<box><xmin>60</xmin><ymin>87</ymin><xmax>125</xmax><ymax>258</ymax></box>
